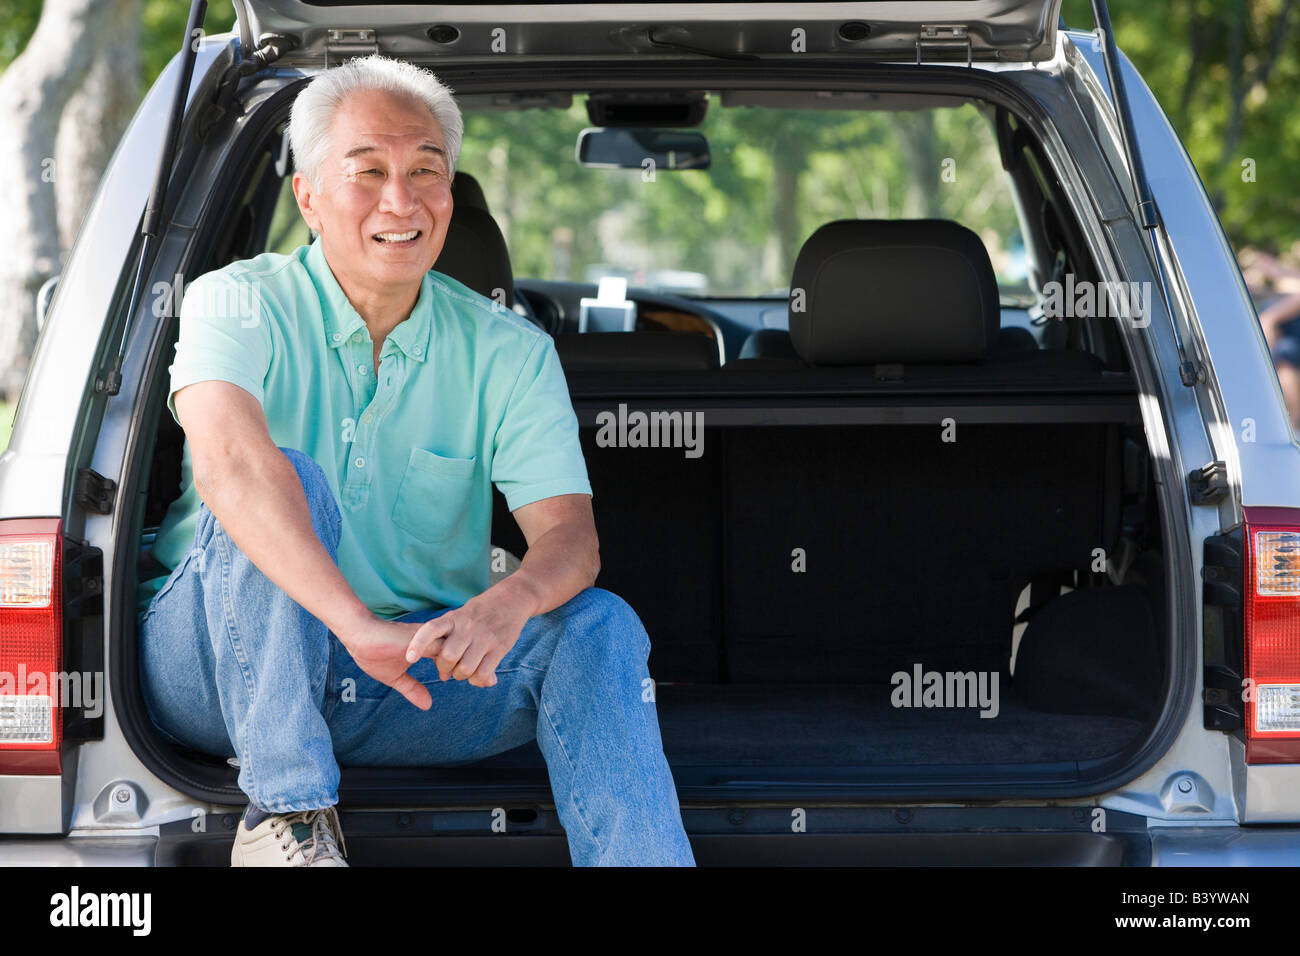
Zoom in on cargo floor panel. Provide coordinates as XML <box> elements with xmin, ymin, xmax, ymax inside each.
<box><xmin>471</xmin><ymin>684</ymin><xmax>1146</xmax><ymax>769</ymax></box>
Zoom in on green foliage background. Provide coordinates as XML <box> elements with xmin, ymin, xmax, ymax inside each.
<box><xmin>1060</xmin><ymin>0</ymin><xmax>1300</xmax><ymax>252</ymax></box>
<box><xmin>0</xmin><ymin>0</ymin><xmax>1296</xmax><ymax>264</ymax></box>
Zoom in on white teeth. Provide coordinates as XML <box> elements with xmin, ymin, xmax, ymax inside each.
<box><xmin>375</xmin><ymin>230</ymin><xmax>418</xmax><ymax>242</ymax></box>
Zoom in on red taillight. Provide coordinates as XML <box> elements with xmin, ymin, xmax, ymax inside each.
<box><xmin>1243</xmin><ymin>507</ymin><xmax>1300</xmax><ymax>763</ymax></box>
<box><xmin>0</xmin><ymin>517</ymin><xmax>63</xmax><ymax>774</ymax></box>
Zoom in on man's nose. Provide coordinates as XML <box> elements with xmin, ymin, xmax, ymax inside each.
<box><xmin>378</xmin><ymin>172</ymin><xmax>418</xmax><ymax>215</ymax></box>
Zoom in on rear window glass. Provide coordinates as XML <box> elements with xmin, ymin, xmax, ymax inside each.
<box><xmin>458</xmin><ymin>94</ymin><xmax>1030</xmax><ymax>300</ymax></box>
<box><xmin>265</xmin><ymin>93</ymin><xmax>1031</xmax><ymax>302</ymax></box>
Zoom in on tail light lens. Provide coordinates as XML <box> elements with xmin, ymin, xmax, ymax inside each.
<box><xmin>0</xmin><ymin>518</ymin><xmax>63</xmax><ymax>774</ymax></box>
<box><xmin>1243</xmin><ymin>507</ymin><xmax>1300</xmax><ymax>763</ymax></box>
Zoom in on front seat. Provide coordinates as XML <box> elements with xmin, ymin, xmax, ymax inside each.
<box><xmin>729</xmin><ymin>219</ymin><xmax>999</xmax><ymax>368</ymax></box>
<box><xmin>790</xmin><ymin>218</ymin><xmax>1001</xmax><ymax>365</ymax></box>
<box><xmin>432</xmin><ymin>171</ymin><xmax>516</xmax><ymax>310</ymax></box>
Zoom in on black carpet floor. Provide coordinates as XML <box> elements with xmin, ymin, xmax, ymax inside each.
<box><xmin>474</xmin><ymin>683</ymin><xmax>1146</xmax><ymax>769</ymax></box>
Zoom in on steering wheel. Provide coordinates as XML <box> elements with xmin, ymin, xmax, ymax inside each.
<box><xmin>629</xmin><ymin>289</ymin><xmax>733</xmax><ymax>366</ymax></box>
<box><xmin>513</xmin><ymin>285</ymin><xmax>560</xmax><ymax>335</ymax></box>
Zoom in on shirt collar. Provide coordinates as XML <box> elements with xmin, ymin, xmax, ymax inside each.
<box><xmin>303</xmin><ymin>234</ymin><xmax>433</xmax><ymax>363</ymax></box>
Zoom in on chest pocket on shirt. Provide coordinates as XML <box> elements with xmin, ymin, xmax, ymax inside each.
<box><xmin>392</xmin><ymin>447</ymin><xmax>478</xmax><ymax>543</ymax></box>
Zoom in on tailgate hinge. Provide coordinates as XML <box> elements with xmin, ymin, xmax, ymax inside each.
<box><xmin>326</xmin><ymin>28</ymin><xmax>378</xmax><ymax>66</ymax></box>
<box><xmin>916</xmin><ymin>25</ymin><xmax>972</xmax><ymax>66</ymax></box>
<box><xmin>1188</xmin><ymin>460</ymin><xmax>1229</xmax><ymax>505</ymax></box>
<box><xmin>73</xmin><ymin>467</ymin><xmax>117</xmax><ymax>515</ymax></box>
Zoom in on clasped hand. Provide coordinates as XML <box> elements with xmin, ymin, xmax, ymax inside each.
<box><xmin>341</xmin><ymin>593</ymin><xmax>530</xmax><ymax>709</ymax></box>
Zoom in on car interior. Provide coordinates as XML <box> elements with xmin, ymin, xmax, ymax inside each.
<box><xmin>130</xmin><ymin>78</ymin><xmax>1168</xmax><ymax>798</ymax></box>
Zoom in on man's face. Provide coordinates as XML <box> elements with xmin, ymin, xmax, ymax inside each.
<box><xmin>293</xmin><ymin>87</ymin><xmax>454</xmax><ymax>294</ymax></box>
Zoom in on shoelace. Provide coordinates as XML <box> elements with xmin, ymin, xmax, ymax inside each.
<box><xmin>270</xmin><ymin>806</ymin><xmax>347</xmax><ymax>866</ymax></box>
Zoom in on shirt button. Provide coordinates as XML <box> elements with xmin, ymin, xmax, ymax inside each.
<box><xmin>331</xmin><ymin>332</ymin><xmax>341</xmax><ymax>342</ymax></box>
<box><xmin>358</xmin><ymin>364</ymin><xmax>368</xmax><ymax>375</ymax></box>
<box><xmin>362</xmin><ymin>412</ymin><xmax>373</xmax><ymax>424</ymax></box>
<box><xmin>351</xmin><ymin>332</ymin><xmax>361</xmax><ymax>342</ymax></box>
<box><xmin>413</xmin><ymin>346</ymin><xmax>423</xmax><ymax>356</ymax></box>
<box><xmin>354</xmin><ymin>456</ymin><xmax>365</xmax><ymax>468</ymax></box>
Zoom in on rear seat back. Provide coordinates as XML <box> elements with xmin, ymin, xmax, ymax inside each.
<box><xmin>720</xmin><ymin>219</ymin><xmax>1119</xmax><ymax>682</ymax></box>
<box><xmin>723</xmin><ymin>422</ymin><xmax>1121</xmax><ymax>683</ymax></box>
<box><xmin>490</xmin><ymin>430</ymin><xmax>723</xmax><ymax>683</ymax></box>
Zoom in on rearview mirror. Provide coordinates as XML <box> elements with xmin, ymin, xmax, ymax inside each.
<box><xmin>576</xmin><ymin>127</ymin><xmax>710</xmax><ymax>170</ymax></box>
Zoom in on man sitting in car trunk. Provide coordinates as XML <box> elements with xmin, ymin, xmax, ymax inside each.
<box><xmin>136</xmin><ymin>53</ymin><xmax>694</xmax><ymax>867</ymax></box>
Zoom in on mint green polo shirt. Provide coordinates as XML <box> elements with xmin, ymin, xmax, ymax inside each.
<box><xmin>137</xmin><ymin>235</ymin><xmax>591</xmax><ymax>620</ymax></box>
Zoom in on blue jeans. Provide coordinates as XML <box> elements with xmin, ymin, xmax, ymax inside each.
<box><xmin>138</xmin><ymin>447</ymin><xmax>694</xmax><ymax>867</ymax></box>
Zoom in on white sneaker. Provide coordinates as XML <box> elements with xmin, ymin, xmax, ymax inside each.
<box><xmin>230</xmin><ymin>804</ymin><xmax>349</xmax><ymax>867</ymax></box>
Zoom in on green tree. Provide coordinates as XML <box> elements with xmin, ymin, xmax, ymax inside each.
<box><xmin>1062</xmin><ymin>0</ymin><xmax>1300</xmax><ymax>251</ymax></box>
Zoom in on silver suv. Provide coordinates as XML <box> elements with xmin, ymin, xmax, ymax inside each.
<box><xmin>1</xmin><ymin>0</ymin><xmax>1297</xmax><ymax>866</ymax></box>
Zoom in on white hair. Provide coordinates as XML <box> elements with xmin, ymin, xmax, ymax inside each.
<box><xmin>288</xmin><ymin>53</ymin><xmax>464</xmax><ymax>189</ymax></box>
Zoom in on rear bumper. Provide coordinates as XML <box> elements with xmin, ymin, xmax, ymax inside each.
<box><xmin>0</xmin><ymin>834</ymin><xmax>156</xmax><ymax>865</ymax></box>
<box><xmin>1150</xmin><ymin>825</ymin><xmax>1300</xmax><ymax>864</ymax></box>
<box><xmin>4</xmin><ymin>822</ymin><xmax>1298</xmax><ymax>866</ymax></box>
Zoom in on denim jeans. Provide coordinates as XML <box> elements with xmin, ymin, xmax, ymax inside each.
<box><xmin>138</xmin><ymin>447</ymin><xmax>694</xmax><ymax>867</ymax></box>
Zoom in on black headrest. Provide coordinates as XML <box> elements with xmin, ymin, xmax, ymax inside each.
<box><xmin>555</xmin><ymin>332</ymin><xmax>719</xmax><ymax>371</ymax></box>
<box><xmin>451</xmin><ymin>171</ymin><xmax>489</xmax><ymax>212</ymax></box>
<box><xmin>789</xmin><ymin>220</ymin><xmax>999</xmax><ymax>365</ymax></box>
<box><xmin>432</xmin><ymin>205</ymin><xmax>514</xmax><ymax>308</ymax></box>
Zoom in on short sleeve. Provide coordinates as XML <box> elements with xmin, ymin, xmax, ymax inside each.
<box><xmin>490</xmin><ymin>333</ymin><xmax>592</xmax><ymax>511</ymax></box>
<box><xmin>166</xmin><ymin>270</ymin><xmax>273</xmax><ymax>425</ymax></box>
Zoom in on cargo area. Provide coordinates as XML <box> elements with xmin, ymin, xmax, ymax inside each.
<box><xmin>478</xmin><ymin>365</ymin><xmax>1167</xmax><ymax>782</ymax></box>
<box><xmin>131</xmin><ymin>346</ymin><xmax>1168</xmax><ymax>798</ymax></box>
<box><xmin>117</xmin><ymin>65</ymin><xmax>1172</xmax><ymax>806</ymax></box>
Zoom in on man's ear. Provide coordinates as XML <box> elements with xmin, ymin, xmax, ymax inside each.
<box><xmin>292</xmin><ymin>170</ymin><xmax>322</xmax><ymax>232</ymax></box>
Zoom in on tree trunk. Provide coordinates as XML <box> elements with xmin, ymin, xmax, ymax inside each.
<box><xmin>900</xmin><ymin>112</ymin><xmax>941</xmax><ymax>219</ymax></box>
<box><xmin>0</xmin><ymin>0</ymin><xmax>118</xmax><ymax>401</ymax></box>
<box><xmin>56</xmin><ymin>0</ymin><xmax>142</xmax><ymax>253</ymax></box>
<box><xmin>769</xmin><ymin>134</ymin><xmax>806</xmax><ymax>287</ymax></box>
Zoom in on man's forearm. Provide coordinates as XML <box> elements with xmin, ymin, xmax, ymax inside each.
<box><xmin>193</xmin><ymin>443</ymin><xmax>375</xmax><ymax>640</ymax></box>
<box><xmin>484</xmin><ymin>523</ymin><xmax>599</xmax><ymax>620</ymax></box>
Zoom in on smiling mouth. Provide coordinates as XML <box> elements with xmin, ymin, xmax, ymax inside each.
<box><xmin>372</xmin><ymin>229</ymin><xmax>422</xmax><ymax>244</ymax></box>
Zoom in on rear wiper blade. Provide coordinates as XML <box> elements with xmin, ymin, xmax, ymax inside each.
<box><xmin>1089</xmin><ymin>0</ymin><xmax>1204</xmax><ymax>387</ymax></box>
